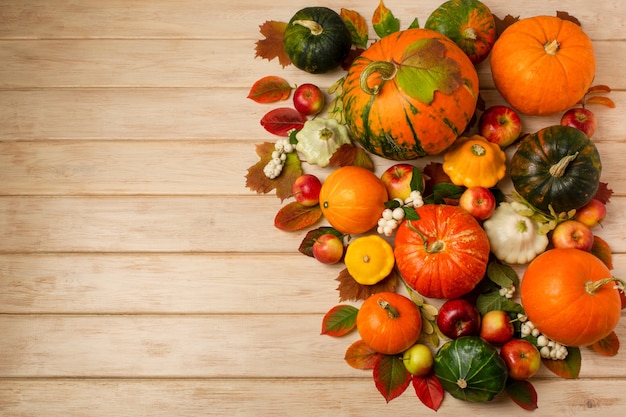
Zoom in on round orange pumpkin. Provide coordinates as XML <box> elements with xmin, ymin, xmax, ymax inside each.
<box><xmin>490</xmin><ymin>16</ymin><xmax>596</xmax><ymax>116</ymax></box>
<box><xmin>342</xmin><ymin>28</ymin><xmax>479</xmax><ymax>160</ymax></box>
<box><xmin>520</xmin><ymin>248</ymin><xmax>622</xmax><ymax>347</ymax></box>
<box><xmin>394</xmin><ymin>204</ymin><xmax>490</xmax><ymax>299</ymax></box>
<box><xmin>319</xmin><ymin>166</ymin><xmax>388</xmax><ymax>235</ymax></box>
<box><xmin>356</xmin><ymin>292</ymin><xmax>422</xmax><ymax>355</ymax></box>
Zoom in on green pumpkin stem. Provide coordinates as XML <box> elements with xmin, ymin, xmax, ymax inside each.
<box><xmin>359</xmin><ymin>60</ymin><xmax>398</xmax><ymax>95</ymax></box>
<box><xmin>549</xmin><ymin>152</ymin><xmax>579</xmax><ymax>177</ymax></box>
<box><xmin>292</xmin><ymin>19</ymin><xmax>323</xmax><ymax>36</ymax></box>
<box><xmin>585</xmin><ymin>277</ymin><xmax>626</xmax><ymax>295</ymax></box>
<box><xmin>406</xmin><ymin>221</ymin><xmax>445</xmax><ymax>253</ymax></box>
<box><xmin>377</xmin><ymin>298</ymin><xmax>400</xmax><ymax>319</ymax></box>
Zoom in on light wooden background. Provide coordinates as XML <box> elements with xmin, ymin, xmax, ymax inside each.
<box><xmin>1</xmin><ymin>0</ymin><xmax>625</xmax><ymax>415</ymax></box>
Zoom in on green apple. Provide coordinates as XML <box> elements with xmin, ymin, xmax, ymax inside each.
<box><xmin>402</xmin><ymin>343</ymin><xmax>434</xmax><ymax>376</ymax></box>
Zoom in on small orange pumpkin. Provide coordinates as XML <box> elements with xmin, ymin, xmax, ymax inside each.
<box><xmin>319</xmin><ymin>166</ymin><xmax>388</xmax><ymax>235</ymax></box>
<box><xmin>520</xmin><ymin>248</ymin><xmax>622</xmax><ymax>347</ymax></box>
<box><xmin>490</xmin><ymin>16</ymin><xmax>596</xmax><ymax>116</ymax></box>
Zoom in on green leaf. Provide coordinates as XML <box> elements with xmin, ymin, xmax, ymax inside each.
<box><xmin>476</xmin><ymin>291</ymin><xmax>524</xmax><ymax>315</ymax></box>
<box><xmin>395</xmin><ymin>38</ymin><xmax>463</xmax><ymax>104</ymax></box>
<box><xmin>403</xmin><ymin>207</ymin><xmax>420</xmax><ymax>220</ymax></box>
<box><xmin>505</xmin><ymin>379</ymin><xmax>538</xmax><ymax>411</ymax></box>
<box><xmin>424</xmin><ymin>182</ymin><xmax>464</xmax><ymax>204</ymax></box>
<box><xmin>542</xmin><ymin>347</ymin><xmax>581</xmax><ymax>379</ymax></box>
<box><xmin>408</xmin><ymin>18</ymin><xmax>420</xmax><ymax>29</ymax></box>
<box><xmin>298</xmin><ymin>227</ymin><xmax>343</xmax><ymax>257</ymax></box>
<box><xmin>487</xmin><ymin>261</ymin><xmax>519</xmax><ymax>289</ymax></box>
<box><xmin>372</xmin><ymin>0</ymin><xmax>399</xmax><ymax>38</ymax></box>
<box><xmin>410</xmin><ymin>167</ymin><xmax>424</xmax><ymax>193</ymax></box>
<box><xmin>321</xmin><ymin>305</ymin><xmax>359</xmax><ymax>337</ymax></box>
<box><xmin>373</xmin><ymin>354</ymin><xmax>411</xmax><ymax>402</ymax></box>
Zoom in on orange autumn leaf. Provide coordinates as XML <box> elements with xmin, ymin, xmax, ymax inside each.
<box><xmin>341</xmin><ymin>8</ymin><xmax>368</xmax><ymax>48</ymax></box>
<box><xmin>345</xmin><ymin>339</ymin><xmax>382</xmax><ymax>370</ymax></box>
<box><xmin>274</xmin><ymin>201</ymin><xmax>322</xmax><ymax>232</ymax></box>
<box><xmin>245</xmin><ymin>142</ymin><xmax>302</xmax><ymax>201</ymax></box>
<box><xmin>255</xmin><ymin>20</ymin><xmax>290</xmax><ymax>67</ymax></box>
<box><xmin>328</xmin><ymin>143</ymin><xmax>375</xmax><ymax>171</ymax></box>
<box><xmin>247</xmin><ymin>76</ymin><xmax>292</xmax><ymax>103</ymax></box>
<box><xmin>335</xmin><ymin>268</ymin><xmax>397</xmax><ymax>302</ymax></box>
<box><xmin>590</xmin><ymin>236</ymin><xmax>613</xmax><ymax>270</ymax></box>
<box><xmin>590</xmin><ymin>331</ymin><xmax>620</xmax><ymax>356</ymax></box>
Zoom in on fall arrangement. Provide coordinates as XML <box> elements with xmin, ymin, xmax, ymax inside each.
<box><xmin>245</xmin><ymin>0</ymin><xmax>622</xmax><ymax>411</ymax></box>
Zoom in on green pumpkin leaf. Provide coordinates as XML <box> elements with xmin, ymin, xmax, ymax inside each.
<box><xmin>542</xmin><ymin>347</ymin><xmax>581</xmax><ymax>379</ymax></box>
<box><xmin>373</xmin><ymin>354</ymin><xmax>411</xmax><ymax>402</ymax></box>
<box><xmin>372</xmin><ymin>0</ymin><xmax>399</xmax><ymax>38</ymax></box>
<box><xmin>341</xmin><ymin>8</ymin><xmax>368</xmax><ymax>48</ymax></box>
<box><xmin>396</xmin><ymin>38</ymin><xmax>463</xmax><ymax>104</ymax></box>
<box><xmin>487</xmin><ymin>261</ymin><xmax>519</xmax><ymax>289</ymax></box>
<box><xmin>505</xmin><ymin>379</ymin><xmax>538</xmax><ymax>411</ymax></box>
<box><xmin>321</xmin><ymin>305</ymin><xmax>359</xmax><ymax>337</ymax></box>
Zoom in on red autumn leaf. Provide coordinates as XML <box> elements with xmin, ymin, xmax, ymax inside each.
<box><xmin>542</xmin><ymin>346</ymin><xmax>581</xmax><ymax>379</ymax></box>
<box><xmin>255</xmin><ymin>20</ymin><xmax>290</xmax><ymax>67</ymax></box>
<box><xmin>594</xmin><ymin>182</ymin><xmax>613</xmax><ymax>204</ymax></box>
<box><xmin>345</xmin><ymin>339</ymin><xmax>382</xmax><ymax>370</ymax></box>
<box><xmin>247</xmin><ymin>76</ymin><xmax>292</xmax><ymax>103</ymax></box>
<box><xmin>245</xmin><ymin>143</ymin><xmax>303</xmax><ymax>201</ymax></box>
<box><xmin>260</xmin><ymin>107</ymin><xmax>307</xmax><ymax>136</ymax></box>
<box><xmin>505</xmin><ymin>379</ymin><xmax>539</xmax><ymax>411</ymax></box>
<box><xmin>494</xmin><ymin>14</ymin><xmax>520</xmax><ymax>37</ymax></box>
<box><xmin>321</xmin><ymin>305</ymin><xmax>359</xmax><ymax>337</ymax></box>
<box><xmin>328</xmin><ymin>143</ymin><xmax>375</xmax><ymax>171</ymax></box>
<box><xmin>335</xmin><ymin>268</ymin><xmax>397</xmax><ymax>302</ymax></box>
<box><xmin>341</xmin><ymin>8</ymin><xmax>368</xmax><ymax>48</ymax></box>
<box><xmin>412</xmin><ymin>374</ymin><xmax>445</xmax><ymax>411</ymax></box>
<box><xmin>374</xmin><ymin>354</ymin><xmax>411</xmax><ymax>403</ymax></box>
<box><xmin>298</xmin><ymin>227</ymin><xmax>344</xmax><ymax>258</ymax></box>
<box><xmin>274</xmin><ymin>201</ymin><xmax>322</xmax><ymax>232</ymax></box>
<box><xmin>556</xmin><ymin>11</ymin><xmax>581</xmax><ymax>26</ymax></box>
<box><xmin>590</xmin><ymin>331</ymin><xmax>620</xmax><ymax>356</ymax></box>
<box><xmin>590</xmin><ymin>236</ymin><xmax>613</xmax><ymax>270</ymax></box>
<box><xmin>340</xmin><ymin>47</ymin><xmax>365</xmax><ymax>70</ymax></box>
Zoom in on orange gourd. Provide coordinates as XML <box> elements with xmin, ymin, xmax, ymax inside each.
<box><xmin>490</xmin><ymin>16</ymin><xmax>596</xmax><ymax>116</ymax></box>
<box><xmin>319</xmin><ymin>166</ymin><xmax>388</xmax><ymax>235</ymax></box>
<box><xmin>520</xmin><ymin>248</ymin><xmax>623</xmax><ymax>347</ymax></box>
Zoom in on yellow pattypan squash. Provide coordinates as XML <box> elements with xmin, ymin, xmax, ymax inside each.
<box><xmin>442</xmin><ymin>135</ymin><xmax>507</xmax><ymax>188</ymax></box>
<box><xmin>344</xmin><ymin>235</ymin><xmax>395</xmax><ymax>285</ymax></box>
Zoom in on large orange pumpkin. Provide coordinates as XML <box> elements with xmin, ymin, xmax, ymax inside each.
<box><xmin>319</xmin><ymin>166</ymin><xmax>388</xmax><ymax>235</ymax></box>
<box><xmin>394</xmin><ymin>204</ymin><xmax>490</xmax><ymax>299</ymax></box>
<box><xmin>356</xmin><ymin>292</ymin><xmax>422</xmax><ymax>355</ymax></box>
<box><xmin>342</xmin><ymin>28</ymin><xmax>479</xmax><ymax>160</ymax></box>
<box><xmin>490</xmin><ymin>16</ymin><xmax>596</xmax><ymax>116</ymax></box>
<box><xmin>520</xmin><ymin>248</ymin><xmax>622</xmax><ymax>347</ymax></box>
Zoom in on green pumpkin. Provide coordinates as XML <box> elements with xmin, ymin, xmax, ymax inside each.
<box><xmin>510</xmin><ymin>125</ymin><xmax>602</xmax><ymax>214</ymax></box>
<box><xmin>283</xmin><ymin>7</ymin><xmax>352</xmax><ymax>74</ymax></box>
<box><xmin>434</xmin><ymin>336</ymin><xmax>508</xmax><ymax>402</ymax></box>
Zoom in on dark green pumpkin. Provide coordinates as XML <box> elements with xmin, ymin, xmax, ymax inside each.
<box><xmin>510</xmin><ymin>125</ymin><xmax>602</xmax><ymax>214</ymax></box>
<box><xmin>283</xmin><ymin>7</ymin><xmax>352</xmax><ymax>74</ymax></box>
<box><xmin>434</xmin><ymin>336</ymin><xmax>507</xmax><ymax>402</ymax></box>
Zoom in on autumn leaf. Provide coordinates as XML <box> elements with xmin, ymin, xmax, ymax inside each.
<box><xmin>245</xmin><ymin>143</ymin><xmax>303</xmax><ymax>201</ymax></box>
<box><xmin>505</xmin><ymin>379</ymin><xmax>539</xmax><ymax>411</ymax></box>
<box><xmin>412</xmin><ymin>374</ymin><xmax>444</xmax><ymax>411</ymax></box>
<box><xmin>341</xmin><ymin>8</ymin><xmax>368</xmax><ymax>48</ymax></box>
<box><xmin>585</xmin><ymin>96</ymin><xmax>617</xmax><ymax>108</ymax></box>
<box><xmin>274</xmin><ymin>202</ymin><xmax>322</xmax><ymax>231</ymax></box>
<box><xmin>260</xmin><ymin>107</ymin><xmax>307</xmax><ymax>136</ymax></box>
<box><xmin>423</xmin><ymin>162</ymin><xmax>450</xmax><ymax>193</ymax></box>
<box><xmin>493</xmin><ymin>14</ymin><xmax>520</xmax><ymax>37</ymax></box>
<box><xmin>372</xmin><ymin>0</ymin><xmax>399</xmax><ymax>38</ymax></box>
<box><xmin>594</xmin><ymin>182</ymin><xmax>613</xmax><ymax>204</ymax></box>
<box><xmin>255</xmin><ymin>20</ymin><xmax>290</xmax><ymax>67</ymax></box>
<box><xmin>321</xmin><ymin>305</ymin><xmax>359</xmax><ymax>337</ymax></box>
<box><xmin>542</xmin><ymin>347</ymin><xmax>581</xmax><ymax>379</ymax></box>
<box><xmin>329</xmin><ymin>143</ymin><xmax>375</xmax><ymax>171</ymax></box>
<box><xmin>336</xmin><ymin>268</ymin><xmax>397</xmax><ymax>302</ymax></box>
<box><xmin>345</xmin><ymin>339</ymin><xmax>382</xmax><ymax>370</ymax></box>
<box><xmin>590</xmin><ymin>236</ymin><xmax>613</xmax><ymax>270</ymax></box>
<box><xmin>247</xmin><ymin>76</ymin><xmax>292</xmax><ymax>103</ymax></box>
<box><xmin>340</xmin><ymin>47</ymin><xmax>365</xmax><ymax>71</ymax></box>
<box><xmin>374</xmin><ymin>354</ymin><xmax>411</xmax><ymax>402</ymax></box>
<box><xmin>590</xmin><ymin>331</ymin><xmax>620</xmax><ymax>356</ymax></box>
<box><xmin>556</xmin><ymin>11</ymin><xmax>581</xmax><ymax>26</ymax></box>
<box><xmin>298</xmin><ymin>227</ymin><xmax>344</xmax><ymax>258</ymax></box>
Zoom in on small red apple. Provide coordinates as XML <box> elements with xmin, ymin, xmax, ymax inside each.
<box><xmin>458</xmin><ymin>186</ymin><xmax>496</xmax><ymax>220</ymax></box>
<box><xmin>500</xmin><ymin>339</ymin><xmax>541</xmax><ymax>380</ymax></box>
<box><xmin>478</xmin><ymin>105</ymin><xmax>522</xmax><ymax>148</ymax></box>
<box><xmin>574</xmin><ymin>199</ymin><xmax>607</xmax><ymax>228</ymax></box>
<box><xmin>479</xmin><ymin>310</ymin><xmax>514</xmax><ymax>345</ymax></box>
<box><xmin>551</xmin><ymin>219</ymin><xmax>594</xmax><ymax>251</ymax></box>
<box><xmin>293</xmin><ymin>83</ymin><xmax>325</xmax><ymax>116</ymax></box>
<box><xmin>380</xmin><ymin>163</ymin><xmax>418</xmax><ymax>201</ymax></box>
<box><xmin>560</xmin><ymin>107</ymin><xmax>597</xmax><ymax>138</ymax></box>
<box><xmin>312</xmin><ymin>233</ymin><xmax>344</xmax><ymax>264</ymax></box>
<box><xmin>436</xmin><ymin>298</ymin><xmax>482</xmax><ymax>339</ymax></box>
<box><xmin>292</xmin><ymin>174</ymin><xmax>322</xmax><ymax>207</ymax></box>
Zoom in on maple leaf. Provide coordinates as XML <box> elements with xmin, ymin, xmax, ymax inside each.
<box><xmin>245</xmin><ymin>142</ymin><xmax>302</xmax><ymax>201</ymax></box>
<box><xmin>556</xmin><ymin>11</ymin><xmax>581</xmax><ymax>26</ymax></box>
<box><xmin>328</xmin><ymin>143</ymin><xmax>375</xmax><ymax>171</ymax></box>
<box><xmin>493</xmin><ymin>14</ymin><xmax>520</xmax><ymax>37</ymax></box>
<box><xmin>336</xmin><ymin>268</ymin><xmax>397</xmax><ymax>302</ymax></box>
<box><xmin>255</xmin><ymin>21</ymin><xmax>290</xmax><ymax>67</ymax></box>
<box><xmin>594</xmin><ymin>182</ymin><xmax>613</xmax><ymax>204</ymax></box>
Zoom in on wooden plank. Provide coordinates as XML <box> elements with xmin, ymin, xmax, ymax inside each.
<box><xmin>0</xmin><ymin>378</ymin><xmax>624</xmax><ymax>417</ymax></box>
<box><xmin>1</xmin><ymin>195</ymin><xmax>625</xmax><ymax>254</ymax></box>
<box><xmin>0</xmin><ymin>314</ymin><xmax>624</xmax><ymax>378</ymax></box>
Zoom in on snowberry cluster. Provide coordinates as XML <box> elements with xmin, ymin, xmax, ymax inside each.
<box><xmin>517</xmin><ymin>313</ymin><xmax>569</xmax><ymax>360</ymax></box>
<box><xmin>498</xmin><ymin>284</ymin><xmax>515</xmax><ymax>299</ymax></box>
<box><xmin>377</xmin><ymin>191</ymin><xmax>424</xmax><ymax>237</ymax></box>
<box><xmin>263</xmin><ymin>138</ymin><xmax>294</xmax><ymax>179</ymax></box>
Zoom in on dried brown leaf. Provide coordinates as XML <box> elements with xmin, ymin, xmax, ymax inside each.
<box><xmin>335</xmin><ymin>268</ymin><xmax>397</xmax><ymax>302</ymax></box>
<box><xmin>255</xmin><ymin>21</ymin><xmax>290</xmax><ymax>67</ymax></box>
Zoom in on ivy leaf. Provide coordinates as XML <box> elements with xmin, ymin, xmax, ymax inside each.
<box><xmin>336</xmin><ymin>268</ymin><xmax>397</xmax><ymax>302</ymax></box>
<box><xmin>321</xmin><ymin>305</ymin><xmax>359</xmax><ymax>337</ymax></box>
<box><xmin>247</xmin><ymin>76</ymin><xmax>292</xmax><ymax>103</ymax></box>
<box><xmin>345</xmin><ymin>339</ymin><xmax>382</xmax><ymax>370</ymax></box>
<box><xmin>487</xmin><ymin>261</ymin><xmax>519</xmax><ymax>288</ymax></box>
<box><xmin>341</xmin><ymin>8</ymin><xmax>368</xmax><ymax>48</ymax></box>
<box><xmin>542</xmin><ymin>347</ymin><xmax>581</xmax><ymax>379</ymax></box>
<box><xmin>505</xmin><ymin>379</ymin><xmax>538</xmax><ymax>411</ymax></box>
<box><xmin>329</xmin><ymin>143</ymin><xmax>375</xmax><ymax>171</ymax></box>
<box><xmin>396</xmin><ymin>38</ymin><xmax>463</xmax><ymax>104</ymax></box>
<box><xmin>274</xmin><ymin>202</ymin><xmax>322</xmax><ymax>231</ymax></box>
<box><xmin>373</xmin><ymin>354</ymin><xmax>411</xmax><ymax>403</ymax></box>
<box><xmin>260</xmin><ymin>107</ymin><xmax>307</xmax><ymax>136</ymax></box>
<box><xmin>412</xmin><ymin>374</ymin><xmax>444</xmax><ymax>411</ymax></box>
<box><xmin>590</xmin><ymin>236</ymin><xmax>613</xmax><ymax>270</ymax></box>
<box><xmin>372</xmin><ymin>0</ymin><xmax>399</xmax><ymax>38</ymax></box>
<box><xmin>245</xmin><ymin>143</ymin><xmax>302</xmax><ymax>200</ymax></box>
<box><xmin>298</xmin><ymin>227</ymin><xmax>344</xmax><ymax>258</ymax></box>
<box><xmin>255</xmin><ymin>20</ymin><xmax>290</xmax><ymax>67</ymax></box>
<box><xmin>493</xmin><ymin>14</ymin><xmax>520</xmax><ymax>37</ymax></box>
<box><xmin>590</xmin><ymin>331</ymin><xmax>620</xmax><ymax>356</ymax></box>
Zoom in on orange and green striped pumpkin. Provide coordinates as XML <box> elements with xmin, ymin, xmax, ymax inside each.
<box><xmin>342</xmin><ymin>28</ymin><xmax>479</xmax><ymax>160</ymax></box>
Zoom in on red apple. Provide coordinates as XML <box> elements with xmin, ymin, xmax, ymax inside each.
<box><xmin>312</xmin><ymin>233</ymin><xmax>344</xmax><ymax>264</ymax></box>
<box><xmin>293</xmin><ymin>83</ymin><xmax>325</xmax><ymax>116</ymax></box>
<box><xmin>402</xmin><ymin>343</ymin><xmax>434</xmax><ymax>376</ymax></box>
<box><xmin>560</xmin><ymin>107</ymin><xmax>597</xmax><ymax>138</ymax></box>
<box><xmin>551</xmin><ymin>219</ymin><xmax>594</xmax><ymax>251</ymax></box>
<box><xmin>500</xmin><ymin>339</ymin><xmax>541</xmax><ymax>380</ymax></box>
<box><xmin>380</xmin><ymin>163</ymin><xmax>418</xmax><ymax>201</ymax></box>
<box><xmin>436</xmin><ymin>298</ymin><xmax>482</xmax><ymax>339</ymax></box>
<box><xmin>479</xmin><ymin>310</ymin><xmax>514</xmax><ymax>345</ymax></box>
<box><xmin>574</xmin><ymin>199</ymin><xmax>607</xmax><ymax>228</ymax></box>
<box><xmin>292</xmin><ymin>174</ymin><xmax>322</xmax><ymax>207</ymax></box>
<box><xmin>478</xmin><ymin>105</ymin><xmax>522</xmax><ymax>148</ymax></box>
<box><xmin>458</xmin><ymin>186</ymin><xmax>496</xmax><ymax>220</ymax></box>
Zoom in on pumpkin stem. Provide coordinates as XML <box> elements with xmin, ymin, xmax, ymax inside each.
<box><xmin>406</xmin><ymin>221</ymin><xmax>445</xmax><ymax>253</ymax></box>
<box><xmin>549</xmin><ymin>152</ymin><xmax>579</xmax><ymax>177</ymax></box>
<box><xmin>585</xmin><ymin>277</ymin><xmax>626</xmax><ymax>295</ymax></box>
<box><xmin>292</xmin><ymin>19</ymin><xmax>323</xmax><ymax>36</ymax></box>
<box><xmin>544</xmin><ymin>39</ymin><xmax>560</xmax><ymax>55</ymax></box>
<box><xmin>457</xmin><ymin>379</ymin><xmax>468</xmax><ymax>389</ymax></box>
<box><xmin>471</xmin><ymin>143</ymin><xmax>486</xmax><ymax>156</ymax></box>
<box><xmin>463</xmin><ymin>27</ymin><xmax>477</xmax><ymax>41</ymax></box>
<box><xmin>377</xmin><ymin>298</ymin><xmax>400</xmax><ymax>319</ymax></box>
<box><xmin>359</xmin><ymin>60</ymin><xmax>398</xmax><ymax>95</ymax></box>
